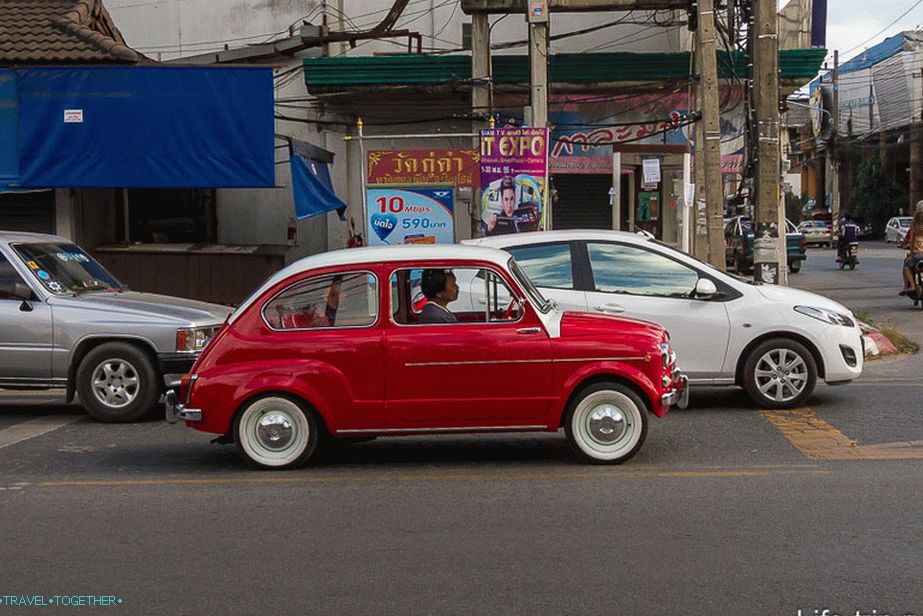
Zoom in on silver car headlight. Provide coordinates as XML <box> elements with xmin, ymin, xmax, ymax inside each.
<box><xmin>175</xmin><ymin>325</ymin><xmax>221</xmax><ymax>352</ymax></box>
<box><xmin>794</xmin><ymin>305</ymin><xmax>855</xmax><ymax>327</ymax></box>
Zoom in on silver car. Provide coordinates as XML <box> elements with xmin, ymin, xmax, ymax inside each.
<box><xmin>0</xmin><ymin>232</ymin><xmax>231</xmax><ymax>422</ymax></box>
<box><xmin>885</xmin><ymin>217</ymin><xmax>912</xmax><ymax>243</ymax></box>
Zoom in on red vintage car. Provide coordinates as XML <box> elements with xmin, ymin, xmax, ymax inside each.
<box><xmin>166</xmin><ymin>245</ymin><xmax>687</xmax><ymax>468</ymax></box>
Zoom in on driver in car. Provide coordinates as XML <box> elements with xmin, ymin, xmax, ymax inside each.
<box><xmin>418</xmin><ymin>269</ymin><xmax>458</xmax><ymax>324</ymax></box>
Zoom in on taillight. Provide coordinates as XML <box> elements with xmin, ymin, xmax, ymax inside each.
<box><xmin>179</xmin><ymin>373</ymin><xmax>198</xmax><ymax>405</ymax></box>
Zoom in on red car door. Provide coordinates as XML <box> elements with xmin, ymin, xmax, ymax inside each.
<box><xmin>384</xmin><ymin>265</ymin><xmax>554</xmax><ymax>428</ymax></box>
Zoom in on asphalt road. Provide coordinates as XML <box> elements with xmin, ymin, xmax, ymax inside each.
<box><xmin>1</xmin><ymin>242</ymin><xmax>921</xmax><ymax>616</ymax></box>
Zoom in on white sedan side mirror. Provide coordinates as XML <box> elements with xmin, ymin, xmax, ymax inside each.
<box><xmin>695</xmin><ymin>278</ymin><xmax>718</xmax><ymax>299</ymax></box>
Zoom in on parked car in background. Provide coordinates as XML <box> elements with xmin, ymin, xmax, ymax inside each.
<box><xmin>465</xmin><ymin>230</ymin><xmax>863</xmax><ymax>409</ymax></box>
<box><xmin>886</xmin><ymin>216</ymin><xmax>913</xmax><ymax>243</ymax></box>
<box><xmin>0</xmin><ymin>232</ymin><xmax>231</xmax><ymax>422</ymax></box>
<box><xmin>166</xmin><ymin>245</ymin><xmax>686</xmax><ymax>468</ymax></box>
<box><xmin>852</xmin><ymin>217</ymin><xmax>873</xmax><ymax>240</ymax></box>
<box><xmin>797</xmin><ymin>220</ymin><xmax>834</xmax><ymax>247</ymax></box>
<box><xmin>724</xmin><ymin>216</ymin><xmax>807</xmax><ymax>274</ymax></box>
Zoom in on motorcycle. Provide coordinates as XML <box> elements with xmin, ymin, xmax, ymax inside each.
<box><xmin>909</xmin><ymin>262</ymin><xmax>923</xmax><ymax>310</ymax></box>
<box><xmin>837</xmin><ymin>242</ymin><xmax>859</xmax><ymax>270</ymax></box>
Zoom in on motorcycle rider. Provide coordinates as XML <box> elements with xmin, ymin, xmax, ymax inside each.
<box><xmin>899</xmin><ymin>200</ymin><xmax>923</xmax><ymax>296</ymax></box>
<box><xmin>836</xmin><ymin>213</ymin><xmax>859</xmax><ymax>263</ymax></box>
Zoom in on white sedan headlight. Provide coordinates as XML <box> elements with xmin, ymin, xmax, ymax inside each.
<box><xmin>794</xmin><ymin>305</ymin><xmax>855</xmax><ymax>327</ymax></box>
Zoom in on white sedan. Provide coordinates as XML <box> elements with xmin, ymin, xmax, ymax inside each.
<box><xmin>465</xmin><ymin>230</ymin><xmax>864</xmax><ymax>409</ymax></box>
<box><xmin>797</xmin><ymin>220</ymin><xmax>833</xmax><ymax>247</ymax></box>
<box><xmin>885</xmin><ymin>217</ymin><xmax>912</xmax><ymax>243</ymax></box>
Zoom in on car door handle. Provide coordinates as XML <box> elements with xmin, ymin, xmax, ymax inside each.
<box><xmin>516</xmin><ymin>327</ymin><xmax>542</xmax><ymax>335</ymax></box>
<box><xmin>594</xmin><ymin>304</ymin><xmax>625</xmax><ymax>314</ymax></box>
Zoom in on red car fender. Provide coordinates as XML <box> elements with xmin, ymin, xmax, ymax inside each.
<box><xmin>190</xmin><ymin>360</ymin><xmax>351</xmax><ymax>436</ymax></box>
<box><xmin>550</xmin><ymin>360</ymin><xmax>663</xmax><ymax>426</ymax></box>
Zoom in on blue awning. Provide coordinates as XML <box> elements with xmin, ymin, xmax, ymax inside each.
<box><xmin>289</xmin><ymin>138</ymin><xmax>346</xmax><ymax>220</ymax></box>
<box><xmin>4</xmin><ymin>65</ymin><xmax>274</xmax><ymax>189</ymax></box>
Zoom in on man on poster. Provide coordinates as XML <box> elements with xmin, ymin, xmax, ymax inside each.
<box><xmin>484</xmin><ymin>176</ymin><xmax>541</xmax><ymax>235</ymax></box>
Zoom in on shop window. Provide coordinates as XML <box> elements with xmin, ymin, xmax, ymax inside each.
<box><xmin>125</xmin><ymin>188</ymin><xmax>215</xmax><ymax>243</ymax></box>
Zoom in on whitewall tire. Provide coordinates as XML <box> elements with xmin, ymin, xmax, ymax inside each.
<box><xmin>234</xmin><ymin>396</ymin><xmax>318</xmax><ymax>469</ymax></box>
<box><xmin>565</xmin><ymin>383</ymin><xmax>648</xmax><ymax>464</ymax></box>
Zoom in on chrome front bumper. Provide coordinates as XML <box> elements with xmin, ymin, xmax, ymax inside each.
<box><xmin>164</xmin><ymin>389</ymin><xmax>203</xmax><ymax>424</ymax></box>
<box><xmin>660</xmin><ymin>372</ymin><xmax>689</xmax><ymax>410</ymax></box>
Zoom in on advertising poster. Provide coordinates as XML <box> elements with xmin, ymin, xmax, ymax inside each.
<box><xmin>366</xmin><ymin>186</ymin><xmax>454</xmax><ymax>246</ymax></box>
<box><xmin>479</xmin><ymin>127</ymin><xmax>548</xmax><ymax>236</ymax></box>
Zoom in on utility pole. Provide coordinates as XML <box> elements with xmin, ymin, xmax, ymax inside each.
<box><xmin>752</xmin><ymin>0</ymin><xmax>784</xmax><ymax>284</ymax></box>
<box><xmin>693</xmin><ymin>38</ymin><xmax>708</xmax><ymax>261</ymax></box>
<box><xmin>527</xmin><ymin>2</ymin><xmax>549</xmax><ymax>128</ymax></box>
<box><xmin>697</xmin><ymin>0</ymin><xmax>725</xmax><ymax>270</ymax></box>
<box><xmin>910</xmin><ymin>68</ymin><xmax>923</xmax><ymax>211</ymax></box>
<box><xmin>472</xmin><ymin>13</ymin><xmax>491</xmax><ymax>236</ymax></box>
<box><xmin>830</xmin><ymin>49</ymin><xmax>840</xmax><ymax>228</ymax></box>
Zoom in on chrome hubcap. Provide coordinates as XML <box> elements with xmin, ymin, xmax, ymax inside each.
<box><xmin>256</xmin><ymin>413</ymin><xmax>294</xmax><ymax>450</ymax></box>
<box><xmin>91</xmin><ymin>359</ymin><xmax>140</xmax><ymax>408</ymax></box>
<box><xmin>754</xmin><ymin>348</ymin><xmax>808</xmax><ymax>403</ymax></box>
<box><xmin>587</xmin><ymin>404</ymin><xmax>627</xmax><ymax>444</ymax></box>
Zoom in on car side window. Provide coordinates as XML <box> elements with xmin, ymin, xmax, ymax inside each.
<box><xmin>391</xmin><ymin>267</ymin><xmax>523</xmax><ymax>325</ymax></box>
<box><xmin>0</xmin><ymin>254</ymin><xmax>28</xmax><ymax>300</ymax></box>
<box><xmin>504</xmin><ymin>243</ymin><xmax>575</xmax><ymax>290</ymax></box>
<box><xmin>262</xmin><ymin>272</ymin><xmax>378</xmax><ymax>330</ymax></box>
<box><xmin>586</xmin><ymin>242</ymin><xmax>699</xmax><ymax>298</ymax></box>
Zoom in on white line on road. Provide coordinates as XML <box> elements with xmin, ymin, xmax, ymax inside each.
<box><xmin>0</xmin><ymin>416</ymin><xmax>83</xmax><ymax>451</ymax></box>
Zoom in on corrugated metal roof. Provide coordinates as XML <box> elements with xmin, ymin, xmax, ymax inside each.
<box><xmin>304</xmin><ymin>49</ymin><xmax>826</xmax><ymax>88</ymax></box>
<box><xmin>839</xmin><ymin>32</ymin><xmax>906</xmax><ymax>75</ymax></box>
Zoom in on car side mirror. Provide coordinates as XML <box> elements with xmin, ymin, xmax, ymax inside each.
<box><xmin>695</xmin><ymin>278</ymin><xmax>718</xmax><ymax>299</ymax></box>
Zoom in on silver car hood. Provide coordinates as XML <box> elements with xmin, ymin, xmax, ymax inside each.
<box><xmin>48</xmin><ymin>291</ymin><xmax>232</xmax><ymax>325</ymax></box>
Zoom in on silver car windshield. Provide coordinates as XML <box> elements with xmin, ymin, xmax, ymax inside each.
<box><xmin>13</xmin><ymin>242</ymin><xmax>122</xmax><ymax>295</ymax></box>
<box><xmin>508</xmin><ymin>257</ymin><xmax>551</xmax><ymax>313</ymax></box>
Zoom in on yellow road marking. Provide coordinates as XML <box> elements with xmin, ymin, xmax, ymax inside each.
<box><xmin>760</xmin><ymin>408</ymin><xmax>923</xmax><ymax>460</ymax></box>
<box><xmin>29</xmin><ymin>467</ymin><xmax>829</xmax><ymax>490</ymax></box>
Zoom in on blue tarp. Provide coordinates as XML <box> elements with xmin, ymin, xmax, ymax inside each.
<box><xmin>13</xmin><ymin>66</ymin><xmax>274</xmax><ymax>188</ymax></box>
<box><xmin>290</xmin><ymin>138</ymin><xmax>346</xmax><ymax>220</ymax></box>
<box><xmin>0</xmin><ymin>70</ymin><xmax>18</xmax><ymax>192</ymax></box>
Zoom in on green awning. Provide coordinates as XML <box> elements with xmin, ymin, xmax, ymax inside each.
<box><xmin>304</xmin><ymin>49</ymin><xmax>826</xmax><ymax>89</ymax></box>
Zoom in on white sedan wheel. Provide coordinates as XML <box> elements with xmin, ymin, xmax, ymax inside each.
<box><xmin>565</xmin><ymin>384</ymin><xmax>647</xmax><ymax>464</ymax></box>
<box><xmin>235</xmin><ymin>397</ymin><xmax>317</xmax><ymax>469</ymax></box>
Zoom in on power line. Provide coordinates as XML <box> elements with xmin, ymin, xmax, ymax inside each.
<box><xmin>840</xmin><ymin>0</ymin><xmax>923</xmax><ymax>56</ymax></box>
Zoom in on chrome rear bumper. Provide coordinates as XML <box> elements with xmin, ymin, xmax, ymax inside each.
<box><xmin>164</xmin><ymin>389</ymin><xmax>202</xmax><ymax>424</ymax></box>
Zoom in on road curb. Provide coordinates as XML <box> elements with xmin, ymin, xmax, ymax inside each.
<box><xmin>860</xmin><ymin>324</ymin><xmax>899</xmax><ymax>357</ymax></box>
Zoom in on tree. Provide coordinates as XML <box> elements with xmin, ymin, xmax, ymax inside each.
<box><xmin>853</xmin><ymin>158</ymin><xmax>904</xmax><ymax>237</ymax></box>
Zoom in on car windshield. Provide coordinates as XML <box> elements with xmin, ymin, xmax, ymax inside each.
<box><xmin>13</xmin><ymin>242</ymin><xmax>122</xmax><ymax>295</ymax></box>
<box><xmin>899</xmin><ymin>218</ymin><xmax>911</xmax><ymax>228</ymax></box>
<box><xmin>508</xmin><ymin>257</ymin><xmax>551</xmax><ymax>313</ymax></box>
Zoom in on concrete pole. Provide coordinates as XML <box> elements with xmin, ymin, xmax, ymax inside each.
<box><xmin>528</xmin><ymin>21</ymin><xmax>549</xmax><ymax>127</ymax></box>
<box><xmin>830</xmin><ymin>50</ymin><xmax>840</xmax><ymax>230</ymax></box>
<box><xmin>472</xmin><ymin>13</ymin><xmax>491</xmax><ymax>120</ymax></box>
<box><xmin>752</xmin><ymin>0</ymin><xmax>784</xmax><ymax>283</ymax></box>
<box><xmin>693</xmin><ymin>39</ymin><xmax>708</xmax><ymax>261</ymax></box>
<box><xmin>697</xmin><ymin>0</ymin><xmax>726</xmax><ymax>271</ymax></box>
<box><xmin>471</xmin><ymin>13</ymin><xmax>491</xmax><ymax>236</ymax></box>
<box><xmin>910</xmin><ymin>69</ymin><xmax>923</xmax><ymax>212</ymax></box>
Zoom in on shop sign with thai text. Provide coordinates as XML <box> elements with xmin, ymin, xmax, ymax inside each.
<box><xmin>367</xmin><ymin>150</ymin><xmax>478</xmax><ymax>187</ymax></box>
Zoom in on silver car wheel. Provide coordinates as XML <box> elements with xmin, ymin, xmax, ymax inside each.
<box><xmin>91</xmin><ymin>358</ymin><xmax>141</xmax><ymax>409</ymax></box>
<box><xmin>753</xmin><ymin>348</ymin><xmax>808</xmax><ymax>403</ymax></box>
<box><xmin>237</xmin><ymin>397</ymin><xmax>312</xmax><ymax>468</ymax></box>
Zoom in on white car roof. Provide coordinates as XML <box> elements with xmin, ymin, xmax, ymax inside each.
<box><xmin>464</xmin><ymin>229</ymin><xmax>651</xmax><ymax>249</ymax></box>
<box><xmin>230</xmin><ymin>244</ymin><xmax>515</xmax><ymax>324</ymax></box>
